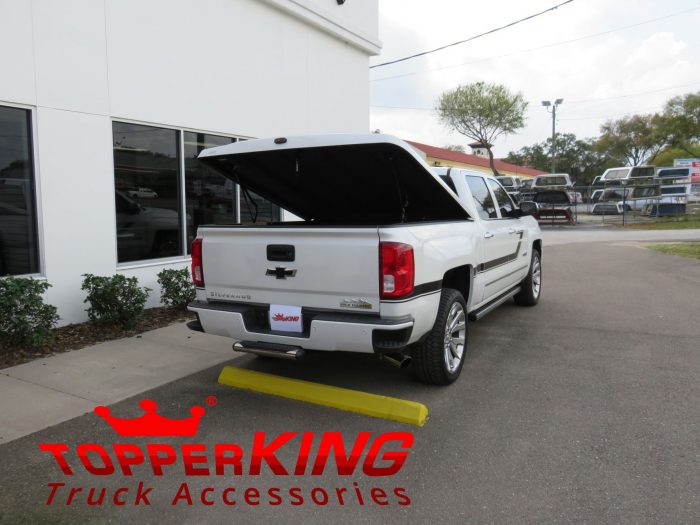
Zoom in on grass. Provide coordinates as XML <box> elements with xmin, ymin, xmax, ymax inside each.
<box><xmin>622</xmin><ymin>215</ymin><xmax>700</xmax><ymax>230</ymax></box>
<box><xmin>647</xmin><ymin>242</ymin><xmax>700</xmax><ymax>261</ymax></box>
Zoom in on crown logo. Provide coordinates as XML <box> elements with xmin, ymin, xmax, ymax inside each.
<box><xmin>94</xmin><ymin>400</ymin><xmax>205</xmax><ymax>437</ymax></box>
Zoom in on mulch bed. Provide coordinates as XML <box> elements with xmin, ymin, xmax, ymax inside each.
<box><xmin>0</xmin><ymin>307</ymin><xmax>196</xmax><ymax>369</ymax></box>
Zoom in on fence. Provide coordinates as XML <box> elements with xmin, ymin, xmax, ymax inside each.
<box><xmin>517</xmin><ymin>177</ymin><xmax>697</xmax><ymax>226</ymax></box>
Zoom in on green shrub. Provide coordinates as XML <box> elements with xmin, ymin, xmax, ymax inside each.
<box><xmin>157</xmin><ymin>268</ymin><xmax>196</xmax><ymax>309</ymax></box>
<box><xmin>81</xmin><ymin>274</ymin><xmax>150</xmax><ymax>328</ymax></box>
<box><xmin>0</xmin><ymin>277</ymin><xmax>59</xmax><ymax>348</ymax></box>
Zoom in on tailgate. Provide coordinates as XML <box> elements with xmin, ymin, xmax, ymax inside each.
<box><xmin>200</xmin><ymin>227</ymin><xmax>381</xmax><ymax>313</ymax></box>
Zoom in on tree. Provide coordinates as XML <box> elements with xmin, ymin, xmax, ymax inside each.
<box><xmin>443</xmin><ymin>144</ymin><xmax>466</xmax><ymax>153</ymax></box>
<box><xmin>595</xmin><ymin>114</ymin><xmax>665</xmax><ymax>166</ymax></box>
<box><xmin>505</xmin><ymin>133</ymin><xmax>615</xmax><ymax>185</ymax></box>
<box><xmin>436</xmin><ymin>82</ymin><xmax>528</xmax><ymax>176</ymax></box>
<box><xmin>653</xmin><ymin>145</ymin><xmax>700</xmax><ymax>167</ymax></box>
<box><xmin>659</xmin><ymin>92</ymin><xmax>700</xmax><ymax>156</ymax></box>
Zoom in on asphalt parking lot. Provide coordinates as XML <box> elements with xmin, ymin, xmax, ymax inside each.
<box><xmin>1</xmin><ymin>240</ymin><xmax>700</xmax><ymax>524</ymax></box>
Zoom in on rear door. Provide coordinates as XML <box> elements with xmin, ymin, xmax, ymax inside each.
<box><xmin>200</xmin><ymin>226</ymin><xmax>382</xmax><ymax>313</ymax></box>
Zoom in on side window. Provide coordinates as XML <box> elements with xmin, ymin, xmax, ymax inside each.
<box><xmin>465</xmin><ymin>176</ymin><xmax>497</xmax><ymax>220</ymax></box>
<box><xmin>487</xmin><ymin>179</ymin><xmax>514</xmax><ymax>217</ymax></box>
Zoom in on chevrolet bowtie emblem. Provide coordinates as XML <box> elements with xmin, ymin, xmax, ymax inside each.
<box><xmin>266</xmin><ymin>267</ymin><xmax>297</xmax><ymax>279</ymax></box>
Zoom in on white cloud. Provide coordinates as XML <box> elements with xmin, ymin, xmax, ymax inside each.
<box><xmin>370</xmin><ymin>0</ymin><xmax>700</xmax><ymax>156</ymax></box>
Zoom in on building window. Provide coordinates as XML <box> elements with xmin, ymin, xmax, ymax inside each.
<box><xmin>113</xmin><ymin>122</ymin><xmax>182</xmax><ymax>263</ymax></box>
<box><xmin>184</xmin><ymin>132</ymin><xmax>237</xmax><ymax>254</ymax></box>
<box><xmin>113</xmin><ymin>123</ymin><xmax>282</xmax><ymax>263</ymax></box>
<box><xmin>0</xmin><ymin>106</ymin><xmax>39</xmax><ymax>276</ymax></box>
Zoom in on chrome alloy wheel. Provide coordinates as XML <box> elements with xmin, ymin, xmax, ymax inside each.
<box><xmin>443</xmin><ymin>302</ymin><xmax>466</xmax><ymax>373</ymax></box>
<box><xmin>532</xmin><ymin>253</ymin><xmax>542</xmax><ymax>298</ymax></box>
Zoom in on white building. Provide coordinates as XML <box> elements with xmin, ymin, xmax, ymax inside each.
<box><xmin>0</xmin><ymin>0</ymin><xmax>380</xmax><ymax>325</ymax></box>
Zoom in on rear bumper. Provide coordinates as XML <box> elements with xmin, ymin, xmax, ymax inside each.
<box><xmin>188</xmin><ymin>301</ymin><xmax>414</xmax><ymax>354</ymax></box>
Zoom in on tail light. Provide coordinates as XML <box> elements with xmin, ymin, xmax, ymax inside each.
<box><xmin>380</xmin><ymin>242</ymin><xmax>414</xmax><ymax>299</ymax></box>
<box><xmin>191</xmin><ymin>238</ymin><xmax>204</xmax><ymax>287</ymax></box>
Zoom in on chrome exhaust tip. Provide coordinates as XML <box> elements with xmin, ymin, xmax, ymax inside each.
<box><xmin>380</xmin><ymin>353</ymin><xmax>412</xmax><ymax>369</ymax></box>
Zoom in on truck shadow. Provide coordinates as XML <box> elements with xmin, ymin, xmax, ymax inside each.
<box><xmin>226</xmin><ymin>351</ymin><xmax>417</xmax><ymax>395</ymax></box>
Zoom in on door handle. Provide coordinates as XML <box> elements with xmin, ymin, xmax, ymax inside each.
<box><xmin>484</xmin><ymin>232</ymin><xmax>494</xmax><ymax>239</ymax></box>
<box><xmin>509</xmin><ymin>228</ymin><xmax>524</xmax><ymax>235</ymax></box>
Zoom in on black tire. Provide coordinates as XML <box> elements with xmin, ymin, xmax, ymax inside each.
<box><xmin>514</xmin><ymin>248</ymin><xmax>541</xmax><ymax>306</ymax></box>
<box><xmin>412</xmin><ymin>288</ymin><xmax>467</xmax><ymax>385</ymax></box>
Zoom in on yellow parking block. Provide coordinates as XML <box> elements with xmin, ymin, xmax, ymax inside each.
<box><xmin>217</xmin><ymin>366</ymin><xmax>428</xmax><ymax>427</ymax></box>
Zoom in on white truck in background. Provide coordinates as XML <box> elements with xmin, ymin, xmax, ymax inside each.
<box><xmin>187</xmin><ymin>135</ymin><xmax>542</xmax><ymax>385</ymax></box>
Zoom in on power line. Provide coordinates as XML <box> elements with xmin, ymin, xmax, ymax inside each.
<box><xmin>369</xmin><ymin>0</ymin><xmax>575</xmax><ymax>70</ymax></box>
<box><xmin>369</xmin><ymin>79</ymin><xmax>700</xmax><ymax>112</ymax></box>
<box><xmin>370</xmin><ymin>6</ymin><xmax>700</xmax><ymax>82</ymax></box>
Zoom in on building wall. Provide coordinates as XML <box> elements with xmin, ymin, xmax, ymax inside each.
<box><xmin>0</xmin><ymin>0</ymin><xmax>379</xmax><ymax>324</ymax></box>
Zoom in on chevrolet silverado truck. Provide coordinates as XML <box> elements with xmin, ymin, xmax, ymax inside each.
<box><xmin>187</xmin><ymin>135</ymin><xmax>542</xmax><ymax>385</ymax></box>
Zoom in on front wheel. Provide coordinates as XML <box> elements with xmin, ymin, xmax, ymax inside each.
<box><xmin>412</xmin><ymin>288</ymin><xmax>467</xmax><ymax>385</ymax></box>
<box><xmin>514</xmin><ymin>249</ymin><xmax>541</xmax><ymax>306</ymax></box>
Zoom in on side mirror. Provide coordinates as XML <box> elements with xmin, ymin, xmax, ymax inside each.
<box><xmin>520</xmin><ymin>201</ymin><xmax>538</xmax><ymax>216</ymax></box>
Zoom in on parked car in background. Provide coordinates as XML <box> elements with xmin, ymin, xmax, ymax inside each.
<box><xmin>532</xmin><ymin>173</ymin><xmax>573</xmax><ymax>190</ymax></box>
<box><xmin>496</xmin><ymin>176</ymin><xmax>522</xmax><ymax>202</ymax></box>
<box><xmin>590</xmin><ymin>189</ymin><xmax>604</xmax><ymax>203</ymax></box>
<box><xmin>600</xmin><ymin>165</ymin><xmax>655</xmax><ymax>182</ymax></box>
<box><xmin>592</xmin><ymin>202</ymin><xmax>625</xmax><ymax>215</ymax></box>
<box><xmin>126</xmin><ymin>187</ymin><xmax>159</xmax><ymax>199</ymax></box>
<box><xmin>519</xmin><ymin>179</ymin><xmax>535</xmax><ymax>201</ymax></box>
<box><xmin>529</xmin><ymin>190</ymin><xmax>574</xmax><ymax>224</ymax></box>
<box><xmin>115</xmin><ymin>190</ymin><xmax>190</xmax><ymax>261</ymax></box>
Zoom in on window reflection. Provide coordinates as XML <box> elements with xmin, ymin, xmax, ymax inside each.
<box><xmin>113</xmin><ymin>122</ymin><xmax>182</xmax><ymax>262</ymax></box>
<box><xmin>184</xmin><ymin>132</ymin><xmax>236</xmax><ymax>253</ymax></box>
<box><xmin>0</xmin><ymin>106</ymin><xmax>38</xmax><ymax>276</ymax></box>
<box><xmin>465</xmin><ymin>176</ymin><xmax>497</xmax><ymax>220</ymax></box>
<box><xmin>487</xmin><ymin>179</ymin><xmax>515</xmax><ymax>216</ymax></box>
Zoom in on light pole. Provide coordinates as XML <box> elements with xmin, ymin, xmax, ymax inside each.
<box><xmin>541</xmin><ymin>98</ymin><xmax>564</xmax><ymax>173</ymax></box>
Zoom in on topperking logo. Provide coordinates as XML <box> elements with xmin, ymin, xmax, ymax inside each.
<box><xmin>38</xmin><ymin>399</ymin><xmax>414</xmax><ymax>508</ymax></box>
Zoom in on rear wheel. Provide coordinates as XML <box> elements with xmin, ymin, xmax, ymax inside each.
<box><xmin>412</xmin><ymin>288</ymin><xmax>467</xmax><ymax>385</ymax></box>
<box><xmin>514</xmin><ymin>249</ymin><xmax>541</xmax><ymax>306</ymax></box>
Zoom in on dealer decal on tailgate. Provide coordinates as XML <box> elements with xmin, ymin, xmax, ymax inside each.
<box><xmin>269</xmin><ymin>305</ymin><xmax>303</xmax><ymax>332</ymax></box>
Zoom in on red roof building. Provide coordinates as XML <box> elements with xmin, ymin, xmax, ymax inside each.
<box><xmin>406</xmin><ymin>140</ymin><xmax>546</xmax><ymax>179</ymax></box>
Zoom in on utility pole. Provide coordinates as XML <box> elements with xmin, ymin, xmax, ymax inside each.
<box><xmin>541</xmin><ymin>98</ymin><xmax>564</xmax><ymax>173</ymax></box>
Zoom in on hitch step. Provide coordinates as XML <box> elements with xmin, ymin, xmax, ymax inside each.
<box><xmin>233</xmin><ymin>341</ymin><xmax>305</xmax><ymax>360</ymax></box>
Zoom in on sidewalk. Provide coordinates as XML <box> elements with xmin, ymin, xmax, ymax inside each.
<box><xmin>0</xmin><ymin>323</ymin><xmax>235</xmax><ymax>444</ymax></box>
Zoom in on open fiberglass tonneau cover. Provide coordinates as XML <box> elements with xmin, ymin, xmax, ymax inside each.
<box><xmin>198</xmin><ymin>134</ymin><xmax>471</xmax><ymax>224</ymax></box>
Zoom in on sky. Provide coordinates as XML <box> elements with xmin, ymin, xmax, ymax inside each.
<box><xmin>369</xmin><ymin>0</ymin><xmax>700</xmax><ymax>158</ymax></box>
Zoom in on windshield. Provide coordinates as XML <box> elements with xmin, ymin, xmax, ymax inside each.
<box><xmin>497</xmin><ymin>177</ymin><xmax>514</xmax><ymax>187</ymax></box>
<box><xmin>535</xmin><ymin>176</ymin><xmax>568</xmax><ymax>186</ymax></box>
<box><xmin>604</xmin><ymin>168</ymin><xmax>630</xmax><ymax>180</ymax></box>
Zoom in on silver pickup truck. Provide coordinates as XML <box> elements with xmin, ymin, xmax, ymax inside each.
<box><xmin>188</xmin><ymin>135</ymin><xmax>542</xmax><ymax>385</ymax></box>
